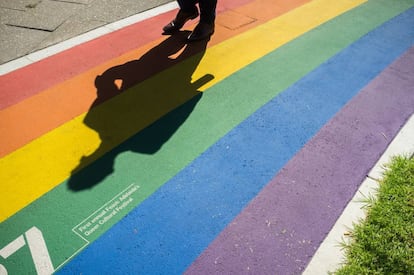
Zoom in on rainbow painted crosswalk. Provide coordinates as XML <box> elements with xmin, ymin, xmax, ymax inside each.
<box><xmin>1</xmin><ymin>0</ymin><xmax>413</xmax><ymax>274</ymax></box>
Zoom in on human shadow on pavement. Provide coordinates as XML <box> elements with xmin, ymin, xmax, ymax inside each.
<box><xmin>68</xmin><ymin>31</ymin><xmax>213</xmax><ymax>191</ymax></box>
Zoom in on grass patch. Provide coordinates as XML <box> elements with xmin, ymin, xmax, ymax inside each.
<box><xmin>335</xmin><ymin>156</ymin><xmax>414</xmax><ymax>275</ymax></box>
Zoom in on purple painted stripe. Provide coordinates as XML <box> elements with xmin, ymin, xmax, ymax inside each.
<box><xmin>186</xmin><ymin>47</ymin><xmax>414</xmax><ymax>274</ymax></box>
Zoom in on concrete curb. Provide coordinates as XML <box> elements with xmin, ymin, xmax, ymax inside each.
<box><xmin>304</xmin><ymin>114</ymin><xmax>414</xmax><ymax>274</ymax></box>
<box><xmin>0</xmin><ymin>2</ymin><xmax>178</xmax><ymax>76</ymax></box>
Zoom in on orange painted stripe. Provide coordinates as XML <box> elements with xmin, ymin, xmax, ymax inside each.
<box><xmin>0</xmin><ymin>0</ymin><xmax>254</xmax><ymax>110</ymax></box>
<box><xmin>0</xmin><ymin>0</ymin><xmax>310</xmax><ymax>158</ymax></box>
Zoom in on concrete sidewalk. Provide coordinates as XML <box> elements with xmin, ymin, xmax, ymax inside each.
<box><xmin>0</xmin><ymin>0</ymin><xmax>173</xmax><ymax>64</ymax></box>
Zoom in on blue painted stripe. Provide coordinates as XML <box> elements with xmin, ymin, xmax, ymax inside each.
<box><xmin>58</xmin><ymin>7</ymin><xmax>414</xmax><ymax>274</ymax></box>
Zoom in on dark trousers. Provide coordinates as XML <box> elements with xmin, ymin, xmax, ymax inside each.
<box><xmin>177</xmin><ymin>0</ymin><xmax>217</xmax><ymax>24</ymax></box>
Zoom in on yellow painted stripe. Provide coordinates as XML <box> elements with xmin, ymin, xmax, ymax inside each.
<box><xmin>0</xmin><ymin>0</ymin><xmax>365</xmax><ymax>222</ymax></box>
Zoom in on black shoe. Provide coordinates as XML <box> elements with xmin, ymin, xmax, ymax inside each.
<box><xmin>187</xmin><ymin>22</ymin><xmax>215</xmax><ymax>41</ymax></box>
<box><xmin>163</xmin><ymin>9</ymin><xmax>199</xmax><ymax>34</ymax></box>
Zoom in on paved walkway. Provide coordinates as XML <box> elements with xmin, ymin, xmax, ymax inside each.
<box><xmin>0</xmin><ymin>0</ymin><xmax>413</xmax><ymax>274</ymax></box>
<box><xmin>0</xmin><ymin>0</ymin><xmax>173</xmax><ymax>64</ymax></box>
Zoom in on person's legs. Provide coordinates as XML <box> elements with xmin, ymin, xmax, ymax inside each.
<box><xmin>187</xmin><ymin>0</ymin><xmax>216</xmax><ymax>41</ymax></box>
<box><xmin>177</xmin><ymin>0</ymin><xmax>198</xmax><ymax>14</ymax></box>
<box><xmin>163</xmin><ymin>0</ymin><xmax>217</xmax><ymax>41</ymax></box>
<box><xmin>198</xmin><ymin>0</ymin><xmax>217</xmax><ymax>24</ymax></box>
<box><xmin>163</xmin><ymin>0</ymin><xmax>199</xmax><ymax>34</ymax></box>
